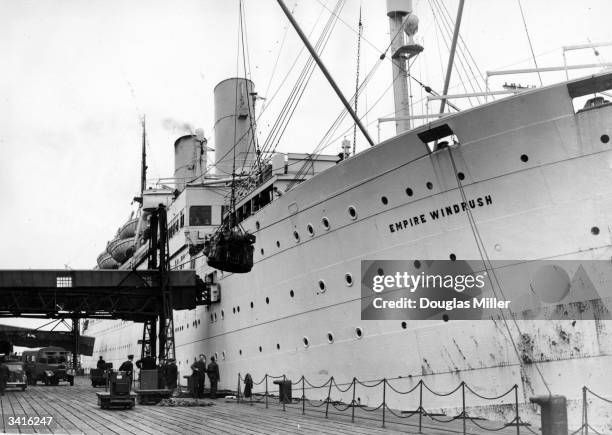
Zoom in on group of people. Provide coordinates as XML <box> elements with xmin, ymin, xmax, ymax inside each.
<box><xmin>96</xmin><ymin>352</ymin><xmax>220</xmax><ymax>398</ymax></box>
<box><xmin>98</xmin><ymin>353</ymin><xmax>179</xmax><ymax>392</ymax></box>
<box><xmin>190</xmin><ymin>354</ymin><xmax>220</xmax><ymax>399</ymax></box>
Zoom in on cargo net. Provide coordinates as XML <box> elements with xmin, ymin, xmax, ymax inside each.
<box><xmin>203</xmin><ymin>228</ymin><xmax>256</xmax><ymax>274</ymax></box>
<box><xmin>236</xmin><ymin>373</ymin><xmax>533</xmax><ymax>433</ymax></box>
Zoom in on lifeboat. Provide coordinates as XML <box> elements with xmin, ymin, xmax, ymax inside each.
<box><xmin>107</xmin><ymin>237</ymin><xmax>136</xmax><ymax>264</ymax></box>
<box><xmin>204</xmin><ymin>230</ymin><xmax>256</xmax><ymax>273</ymax></box>
<box><xmin>118</xmin><ymin>217</ymin><xmax>138</xmax><ymax>239</ymax></box>
<box><xmin>97</xmin><ymin>252</ymin><xmax>120</xmax><ymax>269</ymax></box>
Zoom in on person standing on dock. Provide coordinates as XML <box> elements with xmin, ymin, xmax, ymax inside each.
<box><xmin>119</xmin><ymin>355</ymin><xmax>134</xmax><ymax>386</ymax></box>
<box><xmin>190</xmin><ymin>354</ymin><xmax>206</xmax><ymax>398</ymax></box>
<box><xmin>136</xmin><ymin>352</ymin><xmax>156</xmax><ymax>370</ymax></box>
<box><xmin>97</xmin><ymin>356</ymin><xmax>106</xmax><ymax>369</ymax></box>
<box><xmin>164</xmin><ymin>358</ymin><xmax>178</xmax><ymax>394</ymax></box>
<box><xmin>0</xmin><ymin>358</ymin><xmax>8</xmax><ymax>396</ymax></box>
<box><xmin>207</xmin><ymin>356</ymin><xmax>220</xmax><ymax>399</ymax></box>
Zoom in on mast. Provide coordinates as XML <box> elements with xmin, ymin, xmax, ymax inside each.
<box><xmin>439</xmin><ymin>0</ymin><xmax>466</xmax><ymax>114</ymax></box>
<box><xmin>140</xmin><ymin>115</ymin><xmax>147</xmax><ymax>196</ymax></box>
<box><xmin>387</xmin><ymin>0</ymin><xmax>422</xmax><ymax>134</ymax></box>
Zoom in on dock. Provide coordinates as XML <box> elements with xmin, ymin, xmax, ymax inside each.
<box><xmin>0</xmin><ymin>377</ymin><xmax>529</xmax><ymax>434</ymax></box>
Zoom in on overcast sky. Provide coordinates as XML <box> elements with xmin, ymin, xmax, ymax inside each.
<box><xmin>1</xmin><ymin>0</ymin><xmax>611</xmax><ymax>281</ymax></box>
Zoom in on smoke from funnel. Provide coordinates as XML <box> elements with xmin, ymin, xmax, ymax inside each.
<box><xmin>162</xmin><ymin>117</ymin><xmax>195</xmax><ymax>135</ymax></box>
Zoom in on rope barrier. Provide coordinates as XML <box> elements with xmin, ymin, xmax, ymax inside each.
<box><xmin>355</xmin><ymin>378</ymin><xmax>385</xmax><ymax>388</ymax></box>
<box><xmin>422</xmin><ymin>381</ymin><xmax>464</xmax><ymax>397</ymax></box>
<box><xmin>384</xmin><ymin>404</ymin><xmax>420</xmax><ymax>419</ymax></box>
<box><xmin>331</xmin><ymin>378</ymin><xmax>353</xmax><ymax>393</ymax></box>
<box><xmin>464</xmin><ymin>383</ymin><xmax>517</xmax><ymax>400</ymax></box>
<box><xmin>586</xmin><ymin>387</ymin><xmax>612</xmax><ymax>404</ymax></box>
<box><xmin>467</xmin><ymin>415</ymin><xmax>512</xmax><ymax>432</ymax></box>
<box><xmin>385</xmin><ymin>379</ymin><xmax>422</xmax><ymax>395</ymax></box>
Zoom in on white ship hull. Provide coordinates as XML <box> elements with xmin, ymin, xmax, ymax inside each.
<box><xmin>86</xmin><ymin>75</ymin><xmax>612</xmax><ymax>430</ymax></box>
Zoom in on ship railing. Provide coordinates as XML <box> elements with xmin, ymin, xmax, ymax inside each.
<box><xmin>570</xmin><ymin>386</ymin><xmax>612</xmax><ymax>435</ymax></box>
<box><xmin>236</xmin><ymin>373</ymin><xmax>527</xmax><ymax>434</ymax></box>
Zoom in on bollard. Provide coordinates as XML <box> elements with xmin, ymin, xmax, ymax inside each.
<box><xmin>529</xmin><ymin>395</ymin><xmax>568</xmax><ymax>435</ymax></box>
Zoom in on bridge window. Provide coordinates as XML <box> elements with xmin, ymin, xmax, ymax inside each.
<box><xmin>56</xmin><ymin>276</ymin><xmax>72</xmax><ymax>288</ymax></box>
<box><xmin>190</xmin><ymin>206</ymin><xmax>211</xmax><ymax>226</ymax></box>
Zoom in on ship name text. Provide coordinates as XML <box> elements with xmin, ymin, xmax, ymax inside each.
<box><xmin>389</xmin><ymin>195</ymin><xmax>493</xmax><ymax>233</ymax></box>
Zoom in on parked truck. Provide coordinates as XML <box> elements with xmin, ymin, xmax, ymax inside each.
<box><xmin>22</xmin><ymin>346</ymin><xmax>74</xmax><ymax>386</ymax></box>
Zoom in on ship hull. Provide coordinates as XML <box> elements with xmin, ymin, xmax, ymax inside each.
<box><xmin>85</xmin><ymin>76</ymin><xmax>612</xmax><ymax>431</ymax></box>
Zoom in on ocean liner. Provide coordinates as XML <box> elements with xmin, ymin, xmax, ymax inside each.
<box><xmin>84</xmin><ymin>0</ymin><xmax>612</xmax><ymax>430</ymax></box>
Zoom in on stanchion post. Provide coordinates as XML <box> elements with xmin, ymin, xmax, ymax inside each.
<box><xmin>419</xmin><ymin>380</ymin><xmax>423</xmax><ymax>434</ymax></box>
<box><xmin>302</xmin><ymin>376</ymin><xmax>305</xmax><ymax>415</ymax></box>
<box><xmin>237</xmin><ymin>373</ymin><xmax>241</xmax><ymax>404</ymax></box>
<box><xmin>583</xmin><ymin>386</ymin><xmax>588</xmax><ymax>435</ymax></box>
<box><xmin>462</xmin><ymin>382</ymin><xmax>466</xmax><ymax>435</ymax></box>
<box><xmin>282</xmin><ymin>374</ymin><xmax>286</xmax><ymax>412</ymax></box>
<box><xmin>265</xmin><ymin>374</ymin><xmax>269</xmax><ymax>409</ymax></box>
<box><xmin>351</xmin><ymin>377</ymin><xmax>356</xmax><ymax>423</ymax></box>
<box><xmin>382</xmin><ymin>378</ymin><xmax>387</xmax><ymax>428</ymax></box>
<box><xmin>515</xmin><ymin>384</ymin><xmax>520</xmax><ymax>435</ymax></box>
<box><xmin>325</xmin><ymin>377</ymin><xmax>333</xmax><ymax>419</ymax></box>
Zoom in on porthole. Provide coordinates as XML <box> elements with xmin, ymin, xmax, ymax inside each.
<box><xmin>406</xmin><ymin>187</ymin><xmax>414</xmax><ymax>196</ymax></box>
<box><xmin>426</xmin><ymin>182</ymin><xmax>433</xmax><ymax>190</ymax></box>
<box><xmin>210</xmin><ymin>314</ymin><xmax>213</xmax><ymax>322</ymax></box>
<box><xmin>237</xmin><ymin>306</ymin><xmax>240</xmax><ymax>313</ymax></box>
<box><xmin>520</xmin><ymin>154</ymin><xmax>529</xmax><ymax>162</ymax></box>
<box><xmin>381</xmin><ymin>196</ymin><xmax>388</xmax><ymax>205</ymax></box>
<box><xmin>232</xmin><ymin>307</ymin><xmax>236</xmax><ymax>314</ymax></box>
<box><xmin>322</xmin><ymin>217</ymin><xmax>330</xmax><ymax>230</ymax></box>
<box><xmin>307</xmin><ymin>224</ymin><xmax>315</xmax><ymax>236</ymax></box>
<box><xmin>601</xmin><ymin>134</ymin><xmax>609</xmax><ymax>144</ymax></box>
<box><xmin>303</xmin><ymin>337</ymin><xmax>309</xmax><ymax>347</ymax></box>
<box><xmin>345</xmin><ymin>273</ymin><xmax>353</xmax><ymax>286</ymax></box>
<box><xmin>401</xmin><ymin>321</ymin><xmax>407</xmax><ymax>329</ymax></box>
<box><xmin>413</xmin><ymin>260</ymin><xmax>421</xmax><ymax>269</ymax></box>
<box><xmin>442</xmin><ymin>314</ymin><xmax>449</xmax><ymax>322</ymax></box>
<box><xmin>260</xmin><ymin>248</ymin><xmax>264</xmax><ymax>255</ymax></box>
<box><xmin>348</xmin><ymin>206</ymin><xmax>357</xmax><ymax>220</ymax></box>
<box><xmin>449</xmin><ymin>253</ymin><xmax>457</xmax><ymax>261</ymax></box>
<box><xmin>327</xmin><ymin>332</ymin><xmax>334</xmax><ymax>343</ymax></box>
<box><xmin>239</xmin><ymin>349</ymin><xmax>242</xmax><ymax>355</ymax></box>
<box><xmin>293</xmin><ymin>231</ymin><xmax>300</xmax><ymax>242</ymax></box>
<box><xmin>255</xmin><ymin>221</ymin><xmax>260</xmax><ymax>230</ymax></box>
<box><xmin>222</xmin><ymin>351</ymin><xmax>226</xmax><ymax>360</ymax></box>
<box><xmin>290</xmin><ymin>290</ymin><xmax>295</xmax><ymax>298</ymax></box>
<box><xmin>214</xmin><ymin>352</ymin><xmax>218</xmax><ymax>360</ymax></box>
<box><xmin>214</xmin><ymin>313</ymin><xmax>217</xmax><ymax>320</ymax></box>
<box><xmin>250</xmin><ymin>301</ymin><xmax>254</xmax><ymax>308</ymax></box>
<box><xmin>591</xmin><ymin>226</ymin><xmax>600</xmax><ymax>235</ymax></box>
<box><xmin>221</xmin><ymin>310</ymin><xmax>224</xmax><ymax>318</ymax></box>
<box><xmin>377</xmin><ymin>268</ymin><xmax>384</xmax><ymax>276</ymax></box>
<box><xmin>266</xmin><ymin>297</ymin><xmax>270</xmax><ymax>304</ymax></box>
<box><xmin>276</xmin><ymin>240</ymin><xmax>280</xmax><ymax>248</ymax></box>
<box><xmin>258</xmin><ymin>346</ymin><xmax>262</xmax><ymax>353</ymax></box>
<box><xmin>318</xmin><ymin>280</ymin><xmax>326</xmax><ymax>292</ymax></box>
<box><xmin>355</xmin><ymin>327</ymin><xmax>363</xmax><ymax>338</ymax></box>
<box><xmin>276</xmin><ymin>343</ymin><xmax>280</xmax><ymax>350</ymax></box>
<box><xmin>457</xmin><ymin>172</ymin><xmax>465</xmax><ymax>181</ymax></box>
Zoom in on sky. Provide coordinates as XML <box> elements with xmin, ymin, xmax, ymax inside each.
<box><xmin>1</xmin><ymin>0</ymin><xmax>611</xmax><ymax>284</ymax></box>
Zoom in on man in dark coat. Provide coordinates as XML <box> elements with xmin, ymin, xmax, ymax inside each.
<box><xmin>164</xmin><ymin>359</ymin><xmax>178</xmax><ymax>393</ymax></box>
<box><xmin>0</xmin><ymin>359</ymin><xmax>8</xmax><ymax>396</ymax></box>
<box><xmin>97</xmin><ymin>356</ymin><xmax>106</xmax><ymax>369</ymax></box>
<box><xmin>136</xmin><ymin>352</ymin><xmax>156</xmax><ymax>370</ymax></box>
<box><xmin>190</xmin><ymin>354</ymin><xmax>206</xmax><ymax>398</ymax></box>
<box><xmin>207</xmin><ymin>356</ymin><xmax>220</xmax><ymax>399</ymax></box>
<box><xmin>118</xmin><ymin>355</ymin><xmax>134</xmax><ymax>386</ymax></box>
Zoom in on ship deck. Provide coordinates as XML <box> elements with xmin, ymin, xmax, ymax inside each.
<box><xmin>0</xmin><ymin>377</ymin><xmax>527</xmax><ymax>434</ymax></box>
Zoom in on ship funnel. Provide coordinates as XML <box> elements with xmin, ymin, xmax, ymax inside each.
<box><xmin>213</xmin><ymin>78</ymin><xmax>257</xmax><ymax>177</ymax></box>
<box><xmin>174</xmin><ymin>132</ymin><xmax>208</xmax><ymax>191</ymax></box>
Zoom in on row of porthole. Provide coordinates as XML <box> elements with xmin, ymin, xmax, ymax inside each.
<box><xmin>210</xmin><ymin>323</ymin><xmax>426</xmax><ymax>361</ymax></box>
<box><xmin>258</xmin><ymin>151</ymin><xmax>547</xmax><ymax>251</ymax></box>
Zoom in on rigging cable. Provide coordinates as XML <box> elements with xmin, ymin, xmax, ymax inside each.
<box><xmin>446</xmin><ymin>146</ymin><xmax>552</xmax><ymax>396</ymax></box>
<box><xmin>516</xmin><ymin>0</ymin><xmax>543</xmax><ymax>86</ymax></box>
<box><xmin>352</xmin><ymin>5</ymin><xmax>363</xmax><ymax>155</ymax></box>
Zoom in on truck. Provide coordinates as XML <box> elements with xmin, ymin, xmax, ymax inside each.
<box><xmin>22</xmin><ymin>346</ymin><xmax>74</xmax><ymax>386</ymax></box>
<box><xmin>1</xmin><ymin>359</ymin><xmax>27</xmax><ymax>391</ymax></box>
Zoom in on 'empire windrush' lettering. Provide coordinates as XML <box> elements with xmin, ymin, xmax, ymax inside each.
<box><xmin>389</xmin><ymin>195</ymin><xmax>493</xmax><ymax>233</ymax></box>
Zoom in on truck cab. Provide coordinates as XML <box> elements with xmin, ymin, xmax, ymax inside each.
<box><xmin>22</xmin><ymin>346</ymin><xmax>74</xmax><ymax>386</ymax></box>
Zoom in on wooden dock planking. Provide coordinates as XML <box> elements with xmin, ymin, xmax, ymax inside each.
<box><xmin>0</xmin><ymin>377</ymin><xmax>527</xmax><ymax>434</ymax></box>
